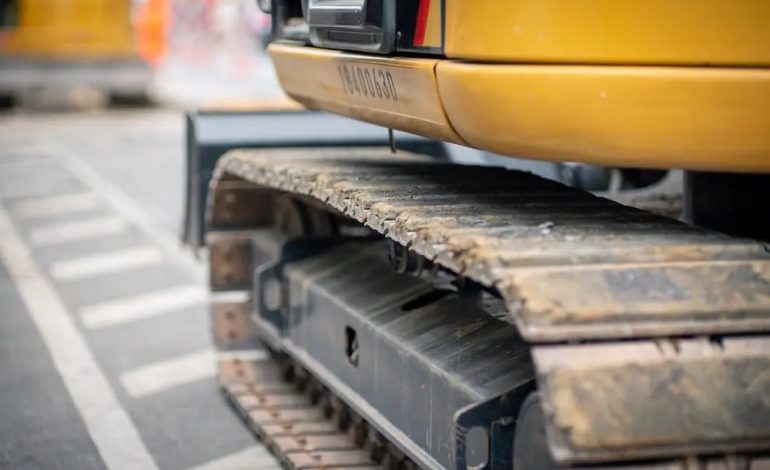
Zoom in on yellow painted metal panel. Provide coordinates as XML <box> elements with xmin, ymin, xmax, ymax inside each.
<box><xmin>437</xmin><ymin>62</ymin><xmax>770</xmax><ymax>173</ymax></box>
<box><xmin>2</xmin><ymin>0</ymin><xmax>135</xmax><ymax>59</ymax></box>
<box><xmin>422</xmin><ymin>0</ymin><xmax>442</xmax><ymax>49</ymax></box>
<box><xmin>445</xmin><ymin>0</ymin><xmax>770</xmax><ymax>65</ymax></box>
<box><xmin>268</xmin><ymin>43</ymin><xmax>463</xmax><ymax>144</ymax></box>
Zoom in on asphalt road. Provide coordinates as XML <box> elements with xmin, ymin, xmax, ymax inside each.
<box><xmin>0</xmin><ymin>109</ymin><xmax>279</xmax><ymax>470</ymax></box>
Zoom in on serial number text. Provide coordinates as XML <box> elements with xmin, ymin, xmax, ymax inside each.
<box><xmin>337</xmin><ymin>63</ymin><xmax>399</xmax><ymax>102</ymax></box>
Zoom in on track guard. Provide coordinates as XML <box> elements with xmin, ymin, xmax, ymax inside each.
<box><xmin>182</xmin><ymin>109</ymin><xmax>447</xmax><ymax>251</ymax></box>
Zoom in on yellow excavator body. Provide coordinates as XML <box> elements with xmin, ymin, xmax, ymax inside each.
<box><xmin>269</xmin><ymin>0</ymin><xmax>770</xmax><ymax>172</ymax></box>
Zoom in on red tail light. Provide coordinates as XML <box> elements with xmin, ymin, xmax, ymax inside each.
<box><xmin>413</xmin><ymin>0</ymin><xmax>431</xmax><ymax>47</ymax></box>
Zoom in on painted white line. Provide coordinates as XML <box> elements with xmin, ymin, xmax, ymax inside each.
<box><xmin>80</xmin><ymin>284</ymin><xmax>207</xmax><ymax>330</ymax></box>
<box><xmin>120</xmin><ymin>349</ymin><xmax>216</xmax><ymax>399</ymax></box>
<box><xmin>188</xmin><ymin>446</ymin><xmax>279</xmax><ymax>470</ymax></box>
<box><xmin>210</xmin><ymin>290</ymin><xmax>251</xmax><ymax>304</ymax></box>
<box><xmin>51</xmin><ymin>246</ymin><xmax>164</xmax><ymax>281</ymax></box>
<box><xmin>14</xmin><ymin>192</ymin><xmax>100</xmax><ymax>219</ymax></box>
<box><xmin>30</xmin><ymin>216</ymin><xmax>127</xmax><ymax>247</ymax></box>
<box><xmin>217</xmin><ymin>350</ymin><xmax>270</xmax><ymax>362</ymax></box>
<box><xmin>0</xmin><ymin>204</ymin><xmax>158</xmax><ymax>470</ymax></box>
<box><xmin>59</xmin><ymin>152</ymin><xmax>205</xmax><ymax>279</ymax></box>
<box><xmin>120</xmin><ymin>348</ymin><xmax>270</xmax><ymax>399</ymax></box>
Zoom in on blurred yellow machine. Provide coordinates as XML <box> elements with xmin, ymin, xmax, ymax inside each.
<box><xmin>0</xmin><ymin>0</ymin><xmax>167</xmax><ymax>100</ymax></box>
<box><xmin>188</xmin><ymin>2</ymin><xmax>770</xmax><ymax>469</ymax></box>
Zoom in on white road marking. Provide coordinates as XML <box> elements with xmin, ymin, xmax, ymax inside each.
<box><xmin>0</xmin><ymin>205</ymin><xmax>158</xmax><ymax>470</ymax></box>
<box><xmin>59</xmin><ymin>152</ymin><xmax>205</xmax><ymax>279</ymax></box>
<box><xmin>80</xmin><ymin>284</ymin><xmax>207</xmax><ymax>329</ymax></box>
<box><xmin>210</xmin><ymin>291</ymin><xmax>251</xmax><ymax>303</ymax></box>
<box><xmin>120</xmin><ymin>349</ymin><xmax>216</xmax><ymax>399</ymax></box>
<box><xmin>188</xmin><ymin>446</ymin><xmax>279</xmax><ymax>470</ymax></box>
<box><xmin>13</xmin><ymin>192</ymin><xmax>100</xmax><ymax>219</ymax></box>
<box><xmin>30</xmin><ymin>216</ymin><xmax>127</xmax><ymax>246</ymax></box>
<box><xmin>120</xmin><ymin>349</ymin><xmax>270</xmax><ymax>399</ymax></box>
<box><xmin>217</xmin><ymin>350</ymin><xmax>269</xmax><ymax>362</ymax></box>
<box><xmin>51</xmin><ymin>246</ymin><xmax>164</xmax><ymax>281</ymax></box>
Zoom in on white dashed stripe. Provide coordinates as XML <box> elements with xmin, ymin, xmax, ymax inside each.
<box><xmin>30</xmin><ymin>216</ymin><xmax>127</xmax><ymax>246</ymax></box>
<box><xmin>13</xmin><ymin>192</ymin><xmax>100</xmax><ymax>219</ymax></box>
<box><xmin>210</xmin><ymin>290</ymin><xmax>251</xmax><ymax>303</ymax></box>
<box><xmin>217</xmin><ymin>350</ymin><xmax>269</xmax><ymax>362</ymax></box>
<box><xmin>79</xmin><ymin>285</ymin><xmax>207</xmax><ymax>329</ymax></box>
<box><xmin>119</xmin><ymin>348</ymin><xmax>270</xmax><ymax>399</ymax></box>
<box><xmin>51</xmin><ymin>246</ymin><xmax>163</xmax><ymax>281</ymax></box>
<box><xmin>120</xmin><ymin>349</ymin><xmax>216</xmax><ymax>399</ymax></box>
<box><xmin>60</xmin><ymin>151</ymin><xmax>204</xmax><ymax>279</ymax></box>
<box><xmin>0</xmin><ymin>204</ymin><xmax>158</xmax><ymax>470</ymax></box>
<box><xmin>187</xmin><ymin>446</ymin><xmax>279</xmax><ymax>470</ymax></box>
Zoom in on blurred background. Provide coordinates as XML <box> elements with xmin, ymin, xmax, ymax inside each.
<box><xmin>0</xmin><ymin>2</ymin><xmax>288</xmax><ymax>469</ymax></box>
<box><xmin>0</xmin><ymin>0</ymin><xmax>283</xmax><ymax>108</ymax></box>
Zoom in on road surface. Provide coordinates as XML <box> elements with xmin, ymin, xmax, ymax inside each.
<box><xmin>0</xmin><ymin>109</ymin><xmax>279</xmax><ymax>470</ymax></box>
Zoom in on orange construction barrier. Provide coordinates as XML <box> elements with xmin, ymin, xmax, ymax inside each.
<box><xmin>135</xmin><ymin>0</ymin><xmax>170</xmax><ymax>65</ymax></box>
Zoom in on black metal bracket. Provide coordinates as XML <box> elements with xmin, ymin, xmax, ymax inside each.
<box><xmin>454</xmin><ymin>383</ymin><xmax>535</xmax><ymax>469</ymax></box>
<box><xmin>255</xmin><ymin>237</ymin><xmax>369</xmax><ymax>343</ymax></box>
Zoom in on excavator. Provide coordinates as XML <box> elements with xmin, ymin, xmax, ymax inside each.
<box><xmin>182</xmin><ymin>1</ymin><xmax>770</xmax><ymax>468</ymax></box>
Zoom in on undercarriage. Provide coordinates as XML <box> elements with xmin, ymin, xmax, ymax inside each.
<box><xmin>203</xmin><ymin>148</ymin><xmax>770</xmax><ymax>469</ymax></box>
